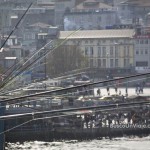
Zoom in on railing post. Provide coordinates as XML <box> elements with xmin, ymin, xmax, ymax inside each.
<box><xmin>0</xmin><ymin>102</ymin><xmax>5</xmax><ymax>150</ymax></box>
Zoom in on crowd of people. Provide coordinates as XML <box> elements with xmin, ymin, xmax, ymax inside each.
<box><xmin>82</xmin><ymin>108</ymin><xmax>150</xmax><ymax>129</ymax></box>
<box><xmin>96</xmin><ymin>83</ymin><xmax>145</xmax><ymax>97</ymax></box>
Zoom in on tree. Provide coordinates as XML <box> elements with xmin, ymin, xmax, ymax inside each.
<box><xmin>0</xmin><ymin>65</ymin><xmax>3</xmax><ymax>74</ymax></box>
<box><xmin>46</xmin><ymin>45</ymin><xmax>88</xmax><ymax>78</ymax></box>
<box><xmin>0</xmin><ymin>65</ymin><xmax>4</xmax><ymax>82</ymax></box>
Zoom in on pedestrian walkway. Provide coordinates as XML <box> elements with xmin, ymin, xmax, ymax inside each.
<box><xmin>94</xmin><ymin>87</ymin><xmax>150</xmax><ymax>97</ymax></box>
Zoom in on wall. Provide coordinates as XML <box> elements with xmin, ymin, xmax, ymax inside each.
<box><xmin>65</xmin><ymin>37</ymin><xmax>134</xmax><ymax>69</ymax></box>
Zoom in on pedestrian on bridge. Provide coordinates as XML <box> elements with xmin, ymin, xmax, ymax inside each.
<box><xmin>125</xmin><ymin>87</ymin><xmax>128</xmax><ymax>96</ymax></box>
<box><xmin>97</xmin><ymin>88</ymin><xmax>101</xmax><ymax>96</ymax></box>
<box><xmin>115</xmin><ymin>86</ymin><xmax>118</xmax><ymax>94</ymax></box>
<box><xmin>106</xmin><ymin>86</ymin><xmax>110</xmax><ymax>95</ymax></box>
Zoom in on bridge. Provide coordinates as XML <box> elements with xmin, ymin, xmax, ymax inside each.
<box><xmin>94</xmin><ymin>87</ymin><xmax>150</xmax><ymax>97</ymax></box>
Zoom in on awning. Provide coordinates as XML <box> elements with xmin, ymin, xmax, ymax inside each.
<box><xmin>5</xmin><ymin>57</ymin><xmax>17</xmax><ymax>60</ymax></box>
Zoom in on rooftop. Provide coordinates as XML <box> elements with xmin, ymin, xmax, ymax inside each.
<box><xmin>5</xmin><ymin>57</ymin><xmax>17</xmax><ymax>60</ymax></box>
<box><xmin>59</xmin><ymin>29</ymin><xmax>135</xmax><ymax>39</ymax></box>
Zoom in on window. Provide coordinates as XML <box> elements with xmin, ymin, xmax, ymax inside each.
<box><xmin>102</xmin><ymin>59</ymin><xmax>106</xmax><ymax>68</ymax></box>
<box><xmin>85</xmin><ymin>47</ymin><xmax>89</xmax><ymax>55</ymax></box>
<box><xmin>127</xmin><ymin>46</ymin><xmax>130</xmax><ymax>56</ymax></box>
<box><xmin>124</xmin><ymin>58</ymin><xmax>129</xmax><ymax>67</ymax></box>
<box><xmin>102</xmin><ymin>47</ymin><xmax>106</xmax><ymax>56</ymax></box>
<box><xmin>136</xmin><ymin>50</ymin><xmax>139</xmax><ymax>55</ymax></box>
<box><xmin>115</xmin><ymin>39</ymin><xmax>118</xmax><ymax>43</ymax></box>
<box><xmin>124</xmin><ymin>46</ymin><xmax>126</xmax><ymax>55</ymax></box>
<box><xmin>90</xmin><ymin>40</ymin><xmax>93</xmax><ymax>43</ymax></box>
<box><xmin>115</xmin><ymin>59</ymin><xmax>119</xmax><ymax>67</ymax></box>
<box><xmin>115</xmin><ymin>46</ymin><xmax>119</xmax><ymax>57</ymax></box>
<box><xmin>98</xmin><ymin>47</ymin><xmax>101</xmax><ymax>57</ymax></box>
<box><xmin>77</xmin><ymin>41</ymin><xmax>80</xmax><ymax>45</ymax></box>
<box><xmin>145</xmin><ymin>49</ymin><xmax>148</xmax><ymax>55</ymax></box>
<box><xmin>136</xmin><ymin>61</ymin><xmax>148</xmax><ymax>67</ymax></box>
<box><xmin>85</xmin><ymin>40</ymin><xmax>88</xmax><ymax>44</ymax></box>
<box><xmin>90</xmin><ymin>47</ymin><xmax>94</xmax><ymax>55</ymax></box>
<box><xmin>124</xmin><ymin>46</ymin><xmax>129</xmax><ymax>56</ymax></box>
<box><xmin>98</xmin><ymin>59</ymin><xmax>101</xmax><ymax>67</ymax></box>
<box><xmin>110</xmin><ymin>59</ymin><xmax>113</xmax><ymax>67</ymax></box>
<box><xmin>110</xmin><ymin>46</ymin><xmax>114</xmax><ymax>56</ymax></box>
<box><xmin>140</xmin><ymin>40</ymin><xmax>144</xmax><ymax>44</ymax></box>
<box><xmin>145</xmin><ymin>39</ymin><xmax>148</xmax><ymax>44</ymax></box>
<box><xmin>102</xmin><ymin>39</ymin><xmax>106</xmax><ymax>43</ymax></box>
<box><xmin>111</xmin><ymin>39</ymin><xmax>114</xmax><ymax>43</ymax></box>
<box><xmin>97</xmin><ymin>40</ymin><xmax>101</xmax><ymax>45</ymax></box>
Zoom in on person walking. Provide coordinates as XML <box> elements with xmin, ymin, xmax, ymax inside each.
<box><xmin>97</xmin><ymin>88</ymin><xmax>101</xmax><ymax>96</ymax></box>
<box><xmin>107</xmin><ymin>86</ymin><xmax>110</xmax><ymax>95</ymax></box>
<box><xmin>115</xmin><ymin>86</ymin><xmax>118</xmax><ymax>94</ymax></box>
<box><xmin>119</xmin><ymin>90</ymin><xmax>121</xmax><ymax>95</ymax></box>
<box><xmin>125</xmin><ymin>87</ymin><xmax>128</xmax><ymax>96</ymax></box>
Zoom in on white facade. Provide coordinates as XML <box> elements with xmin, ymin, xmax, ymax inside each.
<box><xmin>134</xmin><ymin>36</ymin><xmax>150</xmax><ymax>73</ymax></box>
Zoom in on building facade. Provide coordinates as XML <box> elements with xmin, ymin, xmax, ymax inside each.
<box><xmin>59</xmin><ymin>29</ymin><xmax>135</xmax><ymax>71</ymax></box>
<box><xmin>119</xmin><ymin>0</ymin><xmax>150</xmax><ymax>25</ymax></box>
<box><xmin>134</xmin><ymin>27</ymin><xmax>150</xmax><ymax>73</ymax></box>
<box><xmin>64</xmin><ymin>10</ymin><xmax>119</xmax><ymax>30</ymax></box>
<box><xmin>64</xmin><ymin>0</ymin><xmax>120</xmax><ymax>30</ymax></box>
<box><xmin>54</xmin><ymin>0</ymin><xmax>75</xmax><ymax>29</ymax></box>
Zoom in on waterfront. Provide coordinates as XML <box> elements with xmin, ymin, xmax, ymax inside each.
<box><xmin>6</xmin><ymin>136</ymin><xmax>150</xmax><ymax>150</ymax></box>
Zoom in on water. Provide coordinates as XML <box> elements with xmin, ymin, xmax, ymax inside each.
<box><xmin>6</xmin><ymin>136</ymin><xmax>150</xmax><ymax>150</ymax></box>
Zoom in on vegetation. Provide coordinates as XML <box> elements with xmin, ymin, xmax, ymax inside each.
<box><xmin>0</xmin><ymin>64</ymin><xmax>4</xmax><ymax>74</ymax></box>
<box><xmin>46</xmin><ymin>45</ymin><xmax>88</xmax><ymax>77</ymax></box>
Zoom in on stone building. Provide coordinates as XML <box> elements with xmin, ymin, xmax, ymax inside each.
<box><xmin>64</xmin><ymin>0</ymin><xmax>120</xmax><ymax>30</ymax></box>
<box><xmin>54</xmin><ymin>0</ymin><xmax>75</xmax><ymax>29</ymax></box>
<box><xmin>134</xmin><ymin>26</ymin><xmax>150</xmax><ymax>73</ymax></box>
<box><xmin>59</xmin><ymin>29</ymin><xmax>135</xmax><ymax>75</ymax></box>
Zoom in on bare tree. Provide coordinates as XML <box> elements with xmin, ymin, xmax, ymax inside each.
<box><xmin>46</xmin><ymin>45</ymin><xmax>88</xmax><ymax>78</ymax></box>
